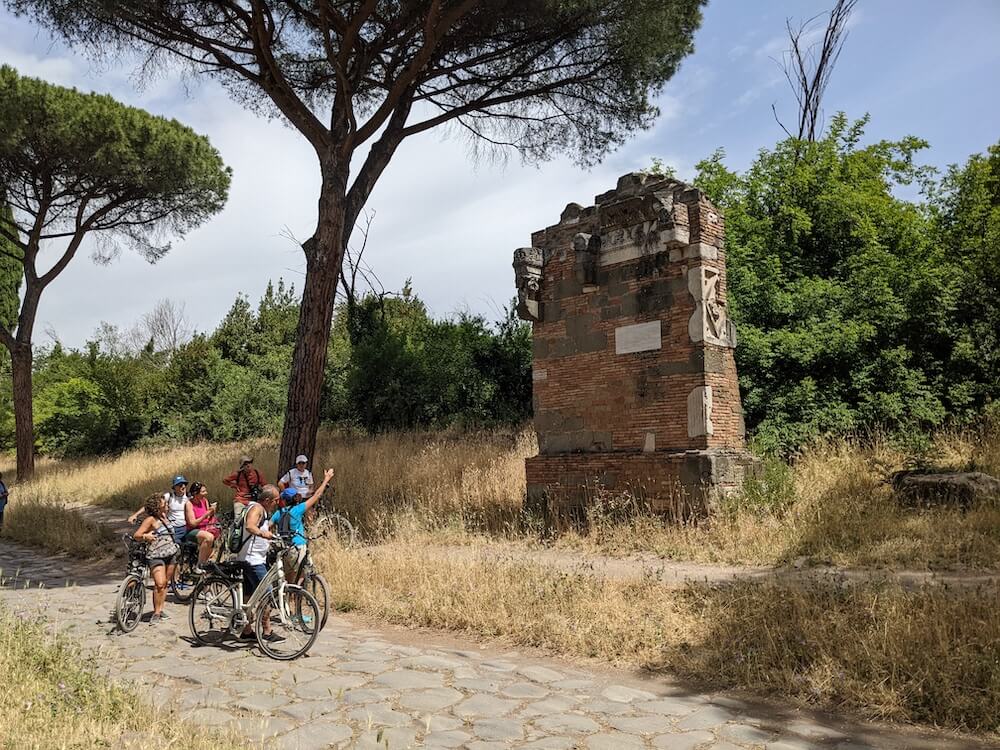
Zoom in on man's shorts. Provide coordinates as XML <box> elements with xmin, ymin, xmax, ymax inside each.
<box><xmin>282</xmin><ymin>545</ymin><xmax>308</xmax><ymax>580</ymax></box>
<box><xmin>242</xmin><ymin>562</ymin><xmax>269</xmax><ymax>599</ymax></box>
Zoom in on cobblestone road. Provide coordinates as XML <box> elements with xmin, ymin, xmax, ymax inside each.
<box><xmin>0</xmin><ymin>539</ymin><xmax>987</xmax><ymax>750</ymax></box>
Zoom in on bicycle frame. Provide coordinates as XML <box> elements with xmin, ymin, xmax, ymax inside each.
<box><xmin>202</xmin><ymin>546</ymin><xmax>298</xmax><ymax>634</ymax></box>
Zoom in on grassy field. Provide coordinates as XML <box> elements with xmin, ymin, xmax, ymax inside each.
<box><xmin>0</xmin><ymin>606</ymin><xmax>245</xmax><ymax>750</ymax></box>
<box><xmin>3</xmin><ymin>420</ymin><xmax>998</xmax><ymax>570</ymax></box>
<box><xmin>2</xmin><ymin>423</ymin><xmax>999</xmax><ymax>736</ymax></box>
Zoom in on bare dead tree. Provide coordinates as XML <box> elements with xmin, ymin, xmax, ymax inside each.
<box><xmin>338</xmin><ymin>209</ymin><xmax>383</xmax><ymax>311</ymax></box>
<box><xmin>772</xmin><ymin>0</ymin><xmax>858</xmax><ymax>142</ymax></box>
<box><xmin>138</xmin><ymin>298</ymin><xmax>193</xmax><ymax>353</ymax></box>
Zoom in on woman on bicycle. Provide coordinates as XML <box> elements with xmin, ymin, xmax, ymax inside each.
<box><xmin>133</xmin><ymin>493</ymin><xmax>178</xmax><ymax>624</ymax></box>
<box><xmin>184</xmin><ymin>482</ymin><xmax>219</xmax><ymax>572</ymax></box>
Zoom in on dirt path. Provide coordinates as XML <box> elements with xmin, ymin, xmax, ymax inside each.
<box><xmin>380</xmin><ymin>543</ymin><xmax>1000</xmax><ymax>590</ymax></box>
<box><xmin>2</xmin><ymin>536</ymin><xmax>992</xmax><ymax>750</ymax></box>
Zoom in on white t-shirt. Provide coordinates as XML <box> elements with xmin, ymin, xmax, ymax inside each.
<box><xmin>163</xmin><ymin>491</ymin><xmax>189</xmax><ymax>528</ymax></box>
<box><xmin>280</xmin><ymin>468</ymin><xmax>314</xmax><ymax>498</ymax></box>
<box><xmin>237</xmin><ymin>502</ymin><xmax>271</xmax><ymax>566</ymax></box>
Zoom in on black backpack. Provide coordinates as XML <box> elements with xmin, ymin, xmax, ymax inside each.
<box><xmin>275</xmin><ymin>506</ymin><xmax>295</xmax><ymax>541</ymax></box>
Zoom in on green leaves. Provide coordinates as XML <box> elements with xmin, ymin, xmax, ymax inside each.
<box><xmin>0</xmin><ymin>65</ymin><xmax>230</xmax><ymax>262</ymax></box>
<box><xmin>693</xmin><ymin>116</ymin><xmax>959</xmax><ymax>453</ymax></box>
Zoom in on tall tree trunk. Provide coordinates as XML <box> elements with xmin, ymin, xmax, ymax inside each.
<box><xmin>10</xmin><ymin>342</ymin><xmax>34</xmax><ymax>481</ymax></box>
<box><xmin>278</xmin><ymin>167</ymin><xmax>348</xmax><ymax>474</ymax></box>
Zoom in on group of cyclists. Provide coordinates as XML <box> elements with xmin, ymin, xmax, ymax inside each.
<box><xmin>127</xmin><ymin>454</ymin><xmax>335</xmax><ymax>628</ymax></box>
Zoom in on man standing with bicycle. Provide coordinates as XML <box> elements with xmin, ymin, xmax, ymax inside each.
<box><xmin>236</xmin><ymin>483</ymin><xmax>281</xmax><ymax>641</ymax></box>
<box><xmin>273</xmin><ymin>468</ymin><xmax>335</xmax><ymax>582</ymax></box>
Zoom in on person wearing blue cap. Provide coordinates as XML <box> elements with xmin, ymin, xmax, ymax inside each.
<box><xmin>128</xmin><ymin>475</ymin><xmax>191</xmax><ymax>544</ymax></box>
<box><xmin>272</xmin><ymin>467</ymin><xmax>335</xmax><ymax>582</ymax></box>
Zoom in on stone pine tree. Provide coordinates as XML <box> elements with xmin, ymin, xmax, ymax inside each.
<box><xmin>0</xmin><ymin>66</ymin><xmax>230</xmax><ymax>479</ymax></box>
<box><xmin>9</xmin><ymin>0</ymin><xmax>706</xmax><ymax>471</ymax></box>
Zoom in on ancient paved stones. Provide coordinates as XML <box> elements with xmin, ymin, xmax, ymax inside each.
<box><xmin>454</xmin><ymin>693</ymin><xmax>520</xmax><ymax>718</ymax></box>
<box><xmin>374</xmin><ymin>668</ymin><xmax>445</xmax><ymax>689</ymax></box>
<box><xmin>534</xmin><ymin>713</ymin><xmax>601</xmax><ymax>734</ymax></box>
<box><xmin>0</xmin><ymin>537</ymin><xmax>986</xmax><ymax>750</ymax></box>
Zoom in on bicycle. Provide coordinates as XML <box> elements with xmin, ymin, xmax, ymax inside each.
<box><xmin>187</xmin><ymin>539</ymin><xmax>321</xmax><ymax>660</ymax></box>
<box><xmin>311</xmin><ymin>508</ymin><xmax>356</xmax><ymax>548</ymax></box>
<box><xmin>168</xmin><ymin>538</ymin><xmax>199</xmax><ymax>602</ymax></box>
<box><xmin>285</xmin><ymin>532</ymin><xmax>331</xmax><ymax>631</ymax></box>
<box><xmin>114</xmin><ymin>534</ymin><xmax>149</xmax><ymax>632</ymax></box>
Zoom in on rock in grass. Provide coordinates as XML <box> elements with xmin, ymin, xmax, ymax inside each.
<box><xmin>889</xmin><ymin>470</ymin><xmax>1000</xmax><ymax>508</ymax></box>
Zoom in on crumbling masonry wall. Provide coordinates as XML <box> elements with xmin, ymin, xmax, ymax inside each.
<box><xmin>514</xmin><ymin>173</ymin><xmax>760</xmax><ymax>517</ymax></box>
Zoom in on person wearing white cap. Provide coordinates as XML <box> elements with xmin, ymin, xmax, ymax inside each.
<box><xmin>279</xmin><ymin>455</ymin><xmax>314</xmax><ymax>500</ymax></box>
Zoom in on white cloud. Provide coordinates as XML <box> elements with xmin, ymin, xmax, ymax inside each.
<box><xmin>3</xmin><ymin>14</ymin><xmax>685</xmax><ymax>346</ymax></box>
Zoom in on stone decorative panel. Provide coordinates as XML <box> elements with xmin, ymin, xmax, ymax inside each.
<box><xmin>687</xmin><ymin>385</ymin><xmax>714</xmax><ymax>437</ymax></box>
<box><xmin>687</xmin><ymin>265</ymin><xmax>737</xmax><ymax>348</ymax></box>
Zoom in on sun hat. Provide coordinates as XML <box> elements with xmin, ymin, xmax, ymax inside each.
<box><xmin>295</xmin><ymin>455</ymin><xmax>308</xmax><ymax>464</ymax></box>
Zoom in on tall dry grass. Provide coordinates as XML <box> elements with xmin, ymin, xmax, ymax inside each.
<box><xmin>316</xmin><ymin>540</ymin><xmax>1000</xmax><ymax>735</ymax></box>
<box><xmin>3</xmin><ymin>420</ymin><xmax>1000</xmax><ymax>569</ymax></box>
<box><xmin>558</xmin><ymin>426</ymin><xmax>1000</xmax><ymax>569</ymax></box>
<box><xmin>0</xmin><ymin>427</ymin><xmax>531</xmax><ymax>525</ymax></box>
<box><xmin>0</xmin><ymin>605</ymin><xmax>246</xmax><ymax>749</ymax></box>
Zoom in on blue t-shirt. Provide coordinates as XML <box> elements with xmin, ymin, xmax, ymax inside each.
<box><xmin>271</xmin><ymin>503</ymin><xmax>308</xmax><ymax>547</ymax></box>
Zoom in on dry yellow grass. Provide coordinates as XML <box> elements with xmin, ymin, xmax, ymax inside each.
<box><xmin>316</xmin><ymin>540</ymin><xmax>1000</xmax><ymax>735</ymax></box>
<box><xmin>3</xmin><ymin>424</ymin><xmax>999</xmax><ymax>736</ymax></box>
<box><xmin>556</xmin><ymin>427</ymin><xmax>1000</xmax><ymax>569</ymax></box>
<box><xmin>0</xmin><ymin>605</ymin><xmax>247</xmax><ymax>750</ymax></box>
<box><xmin>2</xmin><ymin>421</ymin><xmax>999</xmax><ymax>570</ymax></box>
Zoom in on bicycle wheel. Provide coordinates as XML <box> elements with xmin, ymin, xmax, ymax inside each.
<box><xmin>254</xmin><ymin>584</ymin><xmax>320</xmax><ymax>660</ymax></box>
<box><xmin>115</xmin><ymin>575</ymin><xmax>145</xmax><ymax>633</ymax></box>
<box><xmin>171</xmin><ymin>553</ymin><xmax>198</xmax><ymax>603</ymax></box>
<box><xmin>330</xmin><ymin>513</ymin><xmax>356</xmax><ymax>548</ymax></box>
<box><xmin>304</xmin><ymin>572</ymin><xmax>330</xmax><ymax>630</ymax></box>
<box><xmin>189</xmin><ymin>576</ymin><xmax>238</xmax><ymax>646</ymax></box>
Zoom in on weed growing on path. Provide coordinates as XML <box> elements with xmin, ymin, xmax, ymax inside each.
<box><xmin>0</xmin><ymin>605</ymin><xmax>244</xmax><ymax>749</ymax></box>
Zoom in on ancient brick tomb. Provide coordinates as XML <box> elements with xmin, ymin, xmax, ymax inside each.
<box><xmin>514</xmin><ymin>172</ymin><xmax>759</xmax><ymax>518</ymax></box>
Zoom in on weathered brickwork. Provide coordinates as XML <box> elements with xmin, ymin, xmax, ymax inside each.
<box><xmin>514</xmin><ymin>172</ymin><xmax>760</xmax><ymax>516</ymax></box>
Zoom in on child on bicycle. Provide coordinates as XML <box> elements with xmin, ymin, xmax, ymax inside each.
<box><xmin>272</xmin><ymin>468</ymin><xmax>335</xmax><ymax>583</ymax></box>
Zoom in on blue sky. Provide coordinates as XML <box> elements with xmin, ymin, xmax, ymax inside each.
<box><xmin>1</xmin><ymin>0</ymin><xmax>999</xmax><ymax>346</ymax></box>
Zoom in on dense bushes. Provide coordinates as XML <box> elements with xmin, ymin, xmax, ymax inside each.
<box><xmin>693</xmin><ymin>117</ymin><xmax>1000</xmax><ymax>452</ymax></box>
<box><xmin>0</xmin><ymin>278</ymin><xmax>531</xmax><ymax>457</ymax></box>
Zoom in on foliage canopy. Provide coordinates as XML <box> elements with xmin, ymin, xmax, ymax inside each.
<box><xmin>0</xmin><ymin>65</ymin><xmax>231</xmax><ymax>268</ymax></box>
<box><xmin>693</xmin><ymin>116</ymin><xmax>999</xmax><ymax>451</ymax></box>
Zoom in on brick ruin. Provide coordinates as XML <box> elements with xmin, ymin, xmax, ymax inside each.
<box><xmin>513</xmin><ymin>172</ymin><xmax>760</xmax><ymax>519</ymax></box>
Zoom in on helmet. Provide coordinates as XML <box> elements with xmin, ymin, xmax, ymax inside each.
<box><xmin>172</xmin><ymin>475</ymin><xmax>188</xmax><ymax>487</ymax></box>
<box><xmin>280</xmin><ymin>487</ymin><xmax>299</xmax><ymax>506</ymax></box>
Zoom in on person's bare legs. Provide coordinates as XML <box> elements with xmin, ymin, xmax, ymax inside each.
<box><xmin>195</xmin><ymin>530</ymin><xmax>213</xmax><ymax>564</ymax></box>
<box><xmin>151</xmin><ymin>566</ymin><xmax>167</xmax><ymax>615</ymax></box>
